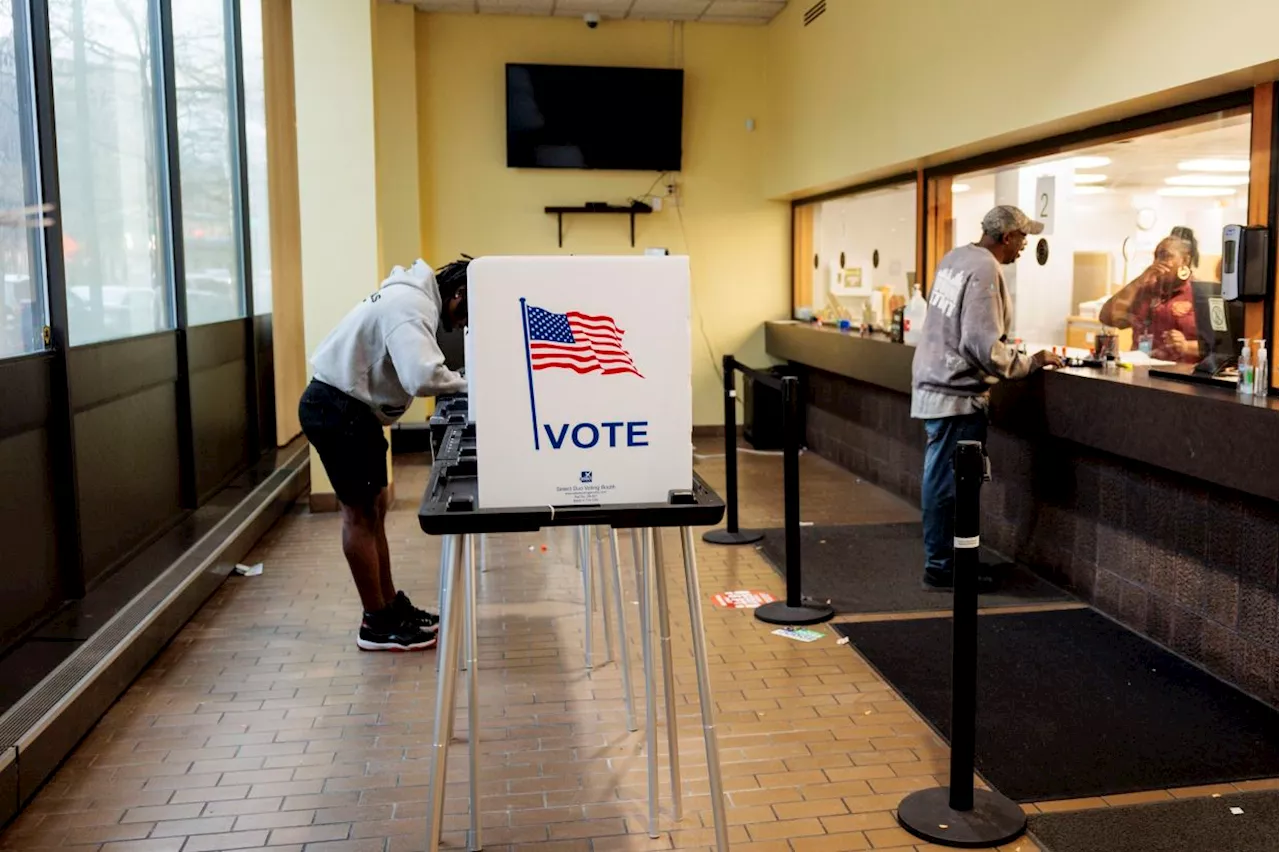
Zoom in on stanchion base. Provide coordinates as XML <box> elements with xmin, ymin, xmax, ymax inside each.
<box><xmin>896</xmin><ymin>787</ymin><xmax>1026</xmax><ymax>848</ymax></box>
<box><xmin>753</xmin><ymin>600</ymin><xmax>835</xmax><ymax>626</ymax></box>
<box><xmin>702</xmin><ymin>528</ymin><xmax>764</xmax><ymax>545</ymax></box>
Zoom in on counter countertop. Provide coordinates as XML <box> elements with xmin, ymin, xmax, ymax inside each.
<box><xmin>765</xmin><ymin>320</ymin><xmax>1278</xmax><ymax>501</ymax></box>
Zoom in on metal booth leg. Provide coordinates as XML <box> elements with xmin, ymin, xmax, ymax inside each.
<box><xmin>637</xmin><ymin>528</ymin><xmax>660</xmax><ymax>838</ymax></box>
<box><xmin>679</xmin><ymin>527</ymin><xmax>729</xmax><ymax>852</ymax></box>
<box><xmin>577</xmin><ymin>527</ymin><xmax>594</xmax><ymax>670</ymax></box>
<box><xmin>426</xmin><ymin>534</ymin><xmax>466</xmax><ymax>852</ymax></box>
<box><xmin>465</xmin><ymin>536</ymin><xmax>482</xmax><ymax>851</ymax></box>
<box><xmin>606</xmin><ymin>528</ymin><xmax>638</xmax><ymax>732</ymax></box>
<box><xmin>596</xmin><ymin>526</ymin><xmax>615</xmax><ymax>664</ymax></box>
<box><xmin>651</xmin><ymin>530</ymin><xmax>683</xmax><ymax>820</ymax></box>
<box><xmin>479</xmin><ymin>532</ymin><xmax>488</xmax><ymax>573</ymax></box>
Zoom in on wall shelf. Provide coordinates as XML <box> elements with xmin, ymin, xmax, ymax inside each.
<box><xmin>544</xmin><ymin>203</ymin><xmax>652</xmax><ymax>248</ymax></box>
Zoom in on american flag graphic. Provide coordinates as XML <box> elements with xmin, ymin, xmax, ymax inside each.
<box><xmin>525</xmin><ymin>305</ymin><xmax>643</xmax><ymax>378</ymax></box>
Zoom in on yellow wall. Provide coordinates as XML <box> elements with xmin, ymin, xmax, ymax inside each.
<box><xmin>414</xmin><ymin>13</ymin><xmax>790</xmax><ymax>425</ymax></box>
<box><xmin>762</xmin><ymin>0</ymin><xmax>1280</xmax><ymax>199</ymax></box>
<box><xmin>294</xmin><ymin>0</ymin><xmax>382</xmax><ymax>499</ymax></box>
<box><xmin>373</xmin><ymin>2</ymin><xmax>432</xmax><ymax>425</ymax></box>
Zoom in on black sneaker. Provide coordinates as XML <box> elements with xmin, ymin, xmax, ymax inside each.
<box><xmin>357</xmin><ymin>607</ymin><xmax>437</xmax><ymax>652</ymax></box>
<box><xmin>393</xmin><ymin>591</ymin><xmax>440</xmax><ymax>629</ymax></box>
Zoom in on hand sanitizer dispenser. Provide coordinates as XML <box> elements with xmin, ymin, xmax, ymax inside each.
<box><xmin>1221</xmin><ymin>225</ymin><xmax>1269</xmax><ymax>301</ymax></box>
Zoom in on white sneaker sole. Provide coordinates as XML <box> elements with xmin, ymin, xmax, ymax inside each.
<box><xmin>356</xmin><ymin>635</ymin><xmax>438</xmax><ymax>652</ymax></box>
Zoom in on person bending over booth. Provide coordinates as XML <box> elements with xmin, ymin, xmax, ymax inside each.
<box><xmin>1099</xmin><ymin>227</ymin><xmax>1202</xmax><ymax>364</ymax></box>
<box><xmin>299</xmin><ymin>258</ymin><xmax>469</xmax><ymax>651</ymax></box>
<box><xmin>911</xmin><ymin>206</ymin><xmax>1063</xmax><ymax>591</ymax></box>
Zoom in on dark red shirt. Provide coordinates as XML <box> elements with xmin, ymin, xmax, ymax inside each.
<box><xmin>1129</xmin><ymin>280</ymin><xmax>1199</xmax><ymax>363</ymax></box>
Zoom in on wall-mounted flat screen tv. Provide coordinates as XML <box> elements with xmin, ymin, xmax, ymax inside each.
<box><xmin>506</xmin><ymin>63</ymin><xmax>684</xmax><ymax>172</ymax></box>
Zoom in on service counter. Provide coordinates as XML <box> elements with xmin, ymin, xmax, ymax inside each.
<box><xmin>766</xmin><ymin>320</ymin><xmax>1279</xmax><ymax>704</ymax></box>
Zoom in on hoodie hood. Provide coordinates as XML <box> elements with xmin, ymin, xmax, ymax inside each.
<box><xmin>381</xmin><ymin>259</ymin><xmax>442</xmax><ymax>313</ymax></box>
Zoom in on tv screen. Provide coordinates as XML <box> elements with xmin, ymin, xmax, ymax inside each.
<box><xmin>506</xmin><ymin>63</ymin><xmax>683</xmax><ymax>172</ymax></box>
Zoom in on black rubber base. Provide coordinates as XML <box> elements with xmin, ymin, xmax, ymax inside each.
<box><xmin>753</xmin><ymin>600</ymin><xmax>835</xmax><ymax>626</ymax></box>
<box><xmin>897</xmin><ymin>787</ymin><xmax>1027</xmax><ymax>848</ymax></box>
<box><xmin>702</xmin><ymin>527</ymin><xmax>764</xmax><ymax>545</ymax></box>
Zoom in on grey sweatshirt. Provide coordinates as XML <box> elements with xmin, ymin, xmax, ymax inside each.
<box><xmin>910</xmin><ymin>243</ymin><xmax>1034</xmax><ymax>419</ymax></box>
<box><xmin>310</xmin><ymin>260</ymin><xmax>466</xmax><ymax>425</ymax></box>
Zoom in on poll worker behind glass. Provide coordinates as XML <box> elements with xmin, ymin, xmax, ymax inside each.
<box><xmin>299</xmin><ymin>258</ymin><xmax>469</xmax><ymax>651</ymax></box>
<box><xmin>911</xmin><ymin>206</ymin><xmax>1063</xmax><ymax>591</ymax></box>
<box><xmin>1098</xmin><ymin>226</ymin><xmax>1202</xmax><ymax>364</ymax></box>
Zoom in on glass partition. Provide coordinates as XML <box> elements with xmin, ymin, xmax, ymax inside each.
<box><xmin>0</xmin><ymin>0</ymin><xmax>47</xmax><ymax>357</ymax></box>
<box><xmin>50</xmin><ymin>0</ymin><xmax>170</xmax><ymax>346</ymax></box>
<box><xmin>946</xmin><ymin>111</ymin><xmax>1251</xmax><ymax>363</ymax></box>
<box><xmin>240</xmin><ymin>0</ymin><xmax>271</xmax><ymax>315</ymax></box>
<box><xmin>793</xmin><ymin>180</ymin><xmax>918</xmax><ymax>328</ymax></box>
<box><xmin>172</xmin><ymin>0</ymin><xmax>242</xmax><ymax>325</ymax></box>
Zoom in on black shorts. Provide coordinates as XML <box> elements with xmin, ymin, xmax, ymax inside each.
<box><xmin>298</xmin><ymin>380</ymin><xmax>388</xmax><ymax>508</ymax></box>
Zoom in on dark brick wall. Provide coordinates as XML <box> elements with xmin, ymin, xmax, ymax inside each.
<box><xmin>805</xmin><ymin>367</ymin><xmax>1279</xmax><ymax>706</ymax></box>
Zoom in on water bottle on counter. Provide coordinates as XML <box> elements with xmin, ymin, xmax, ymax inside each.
<box><xmin>903</xmin><ymin>284</ymin><xmax>927</xmax><ymax>346</ymax></box>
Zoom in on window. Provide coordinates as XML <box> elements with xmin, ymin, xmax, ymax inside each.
<box><xmin>793</xmin><ymin>181</ymin><xmax>918</xmax><ymax>328</ymax></box>
<box><xmin>172</xmin><ymin>0</ymin><xmax>241</xmax><ymax>325</ymax></box>
<box><xmin>240</xmin><ymin>0</ymin><xmax>270</xmax><ymax>314</ymax></box>
<box><xmin>945</xmin><ymin>111</ymin><xmax>1251</xmax><ymax>364</ymax></box>
<box><xmin>50</xmin><ymin>0</ymin><xmax>169</xmax><ymax>346</ymax></box>
<box><xmin>0</xmin><ymin>0</ymin><xmax>47</xmax><ymax>357</ymax></box>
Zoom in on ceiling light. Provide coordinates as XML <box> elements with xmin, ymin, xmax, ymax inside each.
<box><xmin>1072</xmin><ymin>186</ymin><xmax>1109</xmax><ymax>195</ymax></box>
<box><xmin>1157</xmin><ymin>187</ymin><xmax>1237</xmax><ymax>197</ymax></box>
<box><xmin>1165</xmin><ymin>174</ymin><xmax>1250</xmax><ymax>186</ymax></box>
<box><xmin>1073</xmin><ymin>173</ymin><xmax>1108</xmax><ymax>184</ymax></box>
<box><xmin>1177</xmin><ymin>158</ymin><xmax>1248</xmax><ymax>172</ymax></box>
<box><xmin>951</xmin><ymin>183</ymin><xmax>970</xmax><ymax>193</ymax></box>
<box><xmin>1071</xmin><ymin>156</ymin><xmax>1111</xmax><ymax>169</ymax></box>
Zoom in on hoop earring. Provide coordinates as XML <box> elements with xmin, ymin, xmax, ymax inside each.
<box><xmin>1177</xmin><ymin>265</ymin><xmax>1192</xmax><ymax>281</ymax></box>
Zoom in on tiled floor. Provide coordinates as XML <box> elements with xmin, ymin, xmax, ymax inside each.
<box><xmin>0</xmin><ymin>445</ymin><xmax>1272</xmax><ymax>852</ymax></box>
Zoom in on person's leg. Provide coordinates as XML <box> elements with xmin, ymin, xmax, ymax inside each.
<box><xmin>341</xmin><ymin>496</ymin><xmax>391</xmax><ymax>614</ymax></box>
<box><xmin>373</xmin><ymin>488</ymin><xmax>397</xmax><ymax>606</ymax></box>
<box><xmin>921</xmin><ymin>410</ymin><xmax>989</xmax><ymax>586</ymax></box>
<box><xmin>921</xmin><ymin>416</ymin><xmax>958</xmax><ymax>585</ymax></box>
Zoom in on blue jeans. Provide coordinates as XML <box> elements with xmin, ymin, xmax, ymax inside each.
<box><xmin>922</xmin><ymin>411</ymin><xmax>988</xmax><ymax>581</ymax></box>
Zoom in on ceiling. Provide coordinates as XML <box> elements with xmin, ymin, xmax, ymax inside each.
<box><xmin>395</xmin><ymin>0</ymin><xmax>789</xmax><ymax>25</ymax></box>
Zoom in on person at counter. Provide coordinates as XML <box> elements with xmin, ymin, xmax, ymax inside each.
<box><xmin>1098</xmin><ymin>227</ymin><xmax>1202</xmax><ymax>363</ymax></box>
<box><xmin>911</xmin><ymin>205</ymin><xmax>1063</xmax><ymax>591</ymax></box>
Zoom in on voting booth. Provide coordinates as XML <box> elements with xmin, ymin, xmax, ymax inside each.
<box><xmin>468</xmin><ymin>255</ymin><xmax>692</xmax><ymax>509</ymax></box>
<box><xmin>416</xmin><ymin>256</ymin><xmax>730</xmax><ymax>852</ymax></box>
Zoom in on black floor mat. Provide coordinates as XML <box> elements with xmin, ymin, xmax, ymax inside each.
<box><xmin>757</xmin><ymin>523</ymin><xmax>1069</xmax><ymax>613</ymax></box>
<box><xmin>1028</xmin><ymin>791</ymin><xmax>1278</xmax><ymax>852</ymax></box>
<box><xmin>834</xmin><ymin>608</ymin><xmax>1279</xmax><ymax>802</ymax></box>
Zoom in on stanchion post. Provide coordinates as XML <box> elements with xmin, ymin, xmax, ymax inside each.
<box><xmin>753</xmin><ymin>376</ymin><xmax>833</xmax><ymax>627</ymax></box>
<box><xmin>895</xmin><ymin>440</ymin><xmax>1025</xmax><ymax>848</ymax></box>
<box><xmin>703</xmin><ymin>355</ymin><xmax>763</xmax><ymax>546</ymax></box>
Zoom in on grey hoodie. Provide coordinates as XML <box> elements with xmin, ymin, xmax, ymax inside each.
<box><xmin>910</xmin><ymin>243</ymin><xmax>1034</xmax><ymax>419</ymax></box>
<box><xmin>310</xmin><ymin>260</ymin><xmax>466</xmax><ymax>425</ymax></box>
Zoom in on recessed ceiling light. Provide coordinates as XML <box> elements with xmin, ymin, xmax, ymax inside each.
<box><xmin>1157</xmin><ymin>187</ymin><xmax>1237</xmax><ymax>197</ymax></box>
<box><xmin>1073</xmin><ymin>173</ymin><xmax>1108</xmax><ymax>184</ymax></box>
<box><xmin>1071</xmin><ymin>156</ymin><xmax>1112</xmax><ymax>169</ymax></box>
<box><xmin>1165</xmin><ymin>174</ymin><xmax>1250</xmax><ymax>186</ymax></box>
<box><xmin>1073</xmin><ymin>186</ymin><xmax>1109</xmax><ymax>195</ymax></box>
<box><xmin>951</xmin><ymin>183</ymin><xmax>970</xmax><ymax>193</ymax></box>
<box><xmin>1177</xmin><ymin>158</ymin><xmax>1249</xmax><ymax>172</ymax></box>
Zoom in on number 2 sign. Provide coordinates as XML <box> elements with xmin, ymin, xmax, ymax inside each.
<box><xmin>1034</xmin><ymin>175</ymin><xmax>1055</xmax><ymax>236</ymax></box>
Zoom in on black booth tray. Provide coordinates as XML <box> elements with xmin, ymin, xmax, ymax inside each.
<box><xmin>419</xmin><ymin>426</ymin><xmax>724</xmax><ymax>535</ymax></box>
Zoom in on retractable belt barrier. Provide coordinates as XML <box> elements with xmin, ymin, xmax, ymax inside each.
<box><xmin>895</xmin><ymin>440</ymin><xmax>1027</xmax><ymax>848</ymax></box>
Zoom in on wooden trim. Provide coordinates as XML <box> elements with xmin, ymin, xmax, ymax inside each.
<box><xmin>1244</xmin><ymin>82</ymin><xmax>1278</xmax><ymax>386</ymax></box>
<box><xmin>914</xmin><ymin>170</ymin><xmax>926</xmax><ymax>289</ymax></box>
<box><xmin>263</xmin><ymin>0</ymin><xmax>306</xmax><ymax>446</ymax></box>
<box><xmin>923</xmin><ymin>175</ymin><xmax>953</xmax><ymax>293</ymax></box>
<box><xmin>792</xmin><ymin>203</ymin><xmax>815</xmax><ymax>314</ymax></box>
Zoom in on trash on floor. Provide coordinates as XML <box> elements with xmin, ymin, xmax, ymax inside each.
<box><xmin>711</xmin><ymin>590</ymin><xmax>777</xmax><ymax>608</ymax></box>
<box><xmin>234</xmin><ymin>562</ymin><xmax>263</xmax><ymax>577</ymax></box>
<box><xmin>772</xmin><ymin>627</ymin><xmax>824</xmax><ymax>643</ymax></box>
<box><xmin>836</xmin><ymin>636</ymin><xmax>850</xmax><ymax>645</ymax></box>
<box><xmin>1230</xmin><ymin>807</ymin><xmax>1245</xmax><ymax>815</ymax></box>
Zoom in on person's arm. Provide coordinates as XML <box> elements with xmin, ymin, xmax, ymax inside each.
<box><xmin>1099</xmin><ymin>262</ymin><xmax>1171</xmax><ymax>329</ymax></box>
<box><xmin>956</xmin><ymin>266</ymin><xmax>1038</xmax><ymax>380</ymax></box>
<box><xmin>385</xmin><ymin>319</ymin><xmax>467</xmax><ymax>397</ymax></box>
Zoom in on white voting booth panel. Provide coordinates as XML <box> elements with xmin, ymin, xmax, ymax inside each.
<box><xmin>468</xmin><ymin>256</ymin><xmax>692</xmax><ymax>509</ymax></box>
